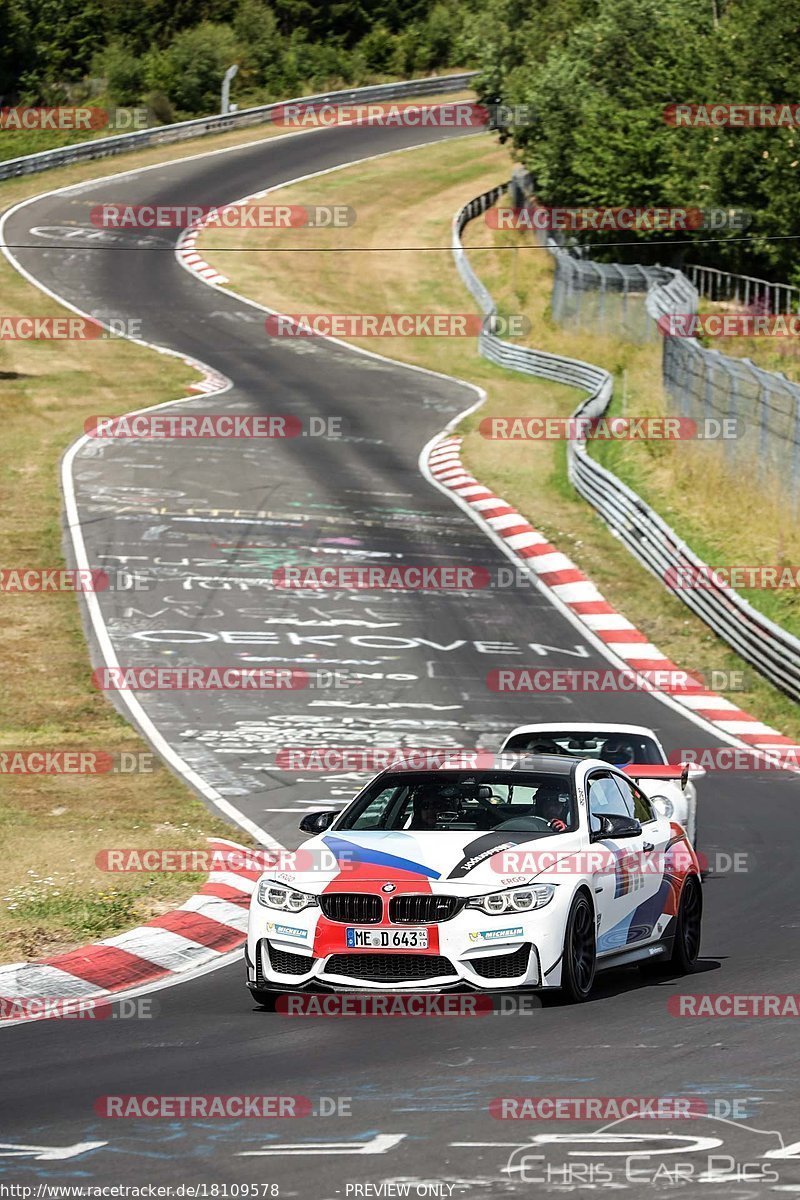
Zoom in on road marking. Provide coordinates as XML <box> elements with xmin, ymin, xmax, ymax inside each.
<box><xmin>0</xmin><ymin>1141</ymin><xmax>107</xmax><ymax>1161</ymax></box>
<box><xmin>239</xmin><ymin>1133</ymin><xmax>406</xmax><ymax>1156</ymax></box>
<box><xmin>450</xmin><ymin>1142</ymin><xmax>523</xmax><ymax>1147</ymax></box>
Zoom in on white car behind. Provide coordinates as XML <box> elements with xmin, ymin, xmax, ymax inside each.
<box><xmin>499</xmin><ymin>722</ymin><xmax>704</xmax><ymax>847</ymax></box>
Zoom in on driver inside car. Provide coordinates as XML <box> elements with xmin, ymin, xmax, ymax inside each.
<box><xmin>409</xmin><ymin>785</ymin><xmax>457</xmax><ymax>830</ymax></box>
<box><xmin>520</xmin><ymin>736</ymin><xmax>561</xmax><ymax>755</ymax></box>
<box><xmin>536</xmin><ymin>789</ymin><xmax>572</xmax><ymax>831</ymax></box>
<box><xmin>600</xmin><ymin>738</ymin><xmax>636</xmax><ymax>767</ymax></box>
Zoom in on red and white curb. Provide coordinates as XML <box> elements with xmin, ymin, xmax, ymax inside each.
<box><xmin>176</xmin><ymin>221</ymin><xmax>229</xmax><ymax>287</ymax></box>
<box><xmin>427</xmin><ymin>435</ymin><xmax>800</xmax><ymax>759</ymax></box>
<box><xmin>0</xmin><ymin>839</ymin><xmax>258</xmax><ymax>1019</ymax></box>
<box><xmin>188</xmin><ymin>360</ymin><xmax>231</xmax><ymax>394</ymax></box>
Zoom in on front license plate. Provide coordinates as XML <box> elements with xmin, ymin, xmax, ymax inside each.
<box><xmin>346</xmin><ymin>927</ymin><xmax>429</xmax><ymax>949</ymax></box>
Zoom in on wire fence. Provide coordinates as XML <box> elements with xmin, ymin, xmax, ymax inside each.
<box><xmin>525</xmin><ymin>200</ymin><xmax>800</xmax><ymax>497</ymax></box>
<box><xmin>550</xmin><ymin>251</ymin><xmax>674</xmax><ymax>342</ymax></box>
<box><xmin>661</xmin><ymin>328</ymin><xmax>800</xmax><ymax>491</ymax></box>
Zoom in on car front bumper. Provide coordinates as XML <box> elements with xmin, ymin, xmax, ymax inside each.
<box><xmin>246</xmin><ymin>899</ymin><xmax>572</xmax><ymax>992</ymax></box>
<box><xmin>248</xmin><ymin>936</ymin><xmax>543</xmax><ymax>991</ymax></box>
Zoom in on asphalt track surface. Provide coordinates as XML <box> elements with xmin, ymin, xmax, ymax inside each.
<box><xmin>1</xmin><ymin>119</ymin><xmax>800</xmax><ymax>1195</ymax></box>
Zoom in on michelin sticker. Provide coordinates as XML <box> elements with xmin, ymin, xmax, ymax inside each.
<box><xmin>469</xmin><ymin>926</ymin><xmax>524</xmax><ymax>942</ymax></box>
<box><xmin>267</xmin><ymin>922</ymin><xmax>307</xmax><ymax>939</ymax></box>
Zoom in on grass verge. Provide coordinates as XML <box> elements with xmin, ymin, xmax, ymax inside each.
<box><xmin>696</xmin><ymin>299</ymin><xmax>800</xmax><ymax>384</ymax></box>
<box><xmin>199</xmin><ymin>132</ymin><xmax>800</xmax><ymax>740</ymax></box>
<box><xmin>0</xmin><ymin>281</ymin><xmax>237</xmax><ymax>961</ymax></box>
<box><xmin>0</xmin><ymin>86</ymin><xmax>472</xmax><ymax>966</ymax></box>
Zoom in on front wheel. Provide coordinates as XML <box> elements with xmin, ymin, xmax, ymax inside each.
<box><xmin>641</xmin><ymin>874</ymin><xmax>702</xmax><ymax>977</ymax></box>
<box><xmin>559</xmin><ymin>892</ymin><xmax>596</xmax><ymax>1003</ymax></box>
<box><xmin>669</xmin><ymin>875</ymin><xmax>702</xmax><ymax>973</ymax></box>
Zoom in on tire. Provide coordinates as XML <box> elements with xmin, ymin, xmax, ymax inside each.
<box><xmin>669</xmin><ymin>875</ymin><xmax>702</xmax><ymax>973</ymax></box>
<box><xmin>641</xmin><ymin>874</ymin><xmax>702</xmax><ymax>977</ymax></box>
<box><xmin>559</xmin><ymin>892</ymin><xmax>597</xmax><ymax>1003</ymax></box>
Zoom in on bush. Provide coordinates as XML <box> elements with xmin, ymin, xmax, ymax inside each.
<box><xmin>144</xmin><ymin>90</ymin><xmax>175</xmax><ymax>125</ymax></box>
<box><xmin>390</xmin><ymin>26</ymin><xmax>426</xmax><ymax>77</ymax></box>
<box><xmin>357</xmin><ymin>24</ymin><xmax>396</xmax><ymax>74</ymax></box>
<box><xmin>92</xmin><ymin>40</ymin><xmax>143</xmax><ymax>105</ymax></box>
<box><xmin>282</xmin><ymin>30</ymin><xmax>350</xmax><ymax>92</ymax></box>
<box><xmin>418</xmin><ymin>3</ymin><xmax>454</xmax><ymax>70</ymax></box>
<box><xmin>234</xmin><ymin>0</ymin><xmax>284</xmax><ymax>87</ymax></box>
<box><xmin>145</xmin><ymin>21</ymin><xmax>239</xmax><ymax>116</ymax></box>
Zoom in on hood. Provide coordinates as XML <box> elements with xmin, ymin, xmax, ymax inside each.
<box><xmin>265</xmin><ymin>828</ymin><xmax>584</xmax><ymax>893</ymax></box>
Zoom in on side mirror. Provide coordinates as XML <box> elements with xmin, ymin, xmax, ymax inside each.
<box><xmin>299</xmin><ymin>810</ymin><xmax>337</xmax><ymax>834</ymax></box>
<box><xmin>591</xmin><ymin>814</ymin><xmax>642</xmax><ymax>841</ymax></box>
<box><xmin>686</xmin><ymin>763</ymin><xmax>706</xmax><ymax>781</ymax></box>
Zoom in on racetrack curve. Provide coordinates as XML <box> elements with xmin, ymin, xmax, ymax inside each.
<box><xmin>1</xmin><ymin>118</ymin><xmax>799</xmax><ymax>1194</ymax></box>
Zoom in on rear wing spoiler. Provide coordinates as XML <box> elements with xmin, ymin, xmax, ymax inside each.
<box><xmin>623</xmin><ymin>763</ymin><xmax>690</xmax><ymax>790</ymax></box>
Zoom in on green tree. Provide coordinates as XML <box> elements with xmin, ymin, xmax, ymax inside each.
<box><xmin>694</xmin><ymin>0</ymin><xmax>800</xmax><ymax>278</ymax></box>
<box><xmin>145</xmin><ymin>21</ymin><xmax>239</xmax><ymax>114</ymax></box>
<box><xmin>0</xmin><ymin>0</ymin><xmax>35</xmax><ymax>98</ymax></box>
<box><xmin>475</xmin><ymin>0</ymin><xmax>800</xmax><ymax>279</ymax></box>
<box><xmin>233</xmin><ymin>0</ymin><xmax>286</xmax><ymax>91</ymax></box>
<box><xmin>92</xmin><ymin>41</ymin><xmax>144</xmax><ymax>105</ymax></box>
<box><xmin>22</xmin><ymin>0</ymin><xmax>108</xmax><ymax>91</ymax></box>
<box><xmin>357</xmin><ymin>23</ymin><xmax>396</xmax><ymax>73</ymax></box>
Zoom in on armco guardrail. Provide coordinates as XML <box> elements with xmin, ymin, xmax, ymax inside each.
<box><xmin>453</xmin><ymin>183</ymin><xmax>800</xmax><ymax>701</ymax></box>
<box><xmin>0</xmin><ymin>73</ymin><xmax>477</xmax><ymax>182</ymax></box>
<box><xmin>453</xmin><ymin>186</ymin><xmax>612</xmax><ymax>399</ymax></box>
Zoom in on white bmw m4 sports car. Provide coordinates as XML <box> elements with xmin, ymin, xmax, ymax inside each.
<box><xmin>246</xmin><ymin>755</ymin><xmax>702</xmax><ymax>1004</ymax></box>
<box><xmin>500</xmin><ymin>722</ymin><xmax>705</xmax><ymax>847</ymax></box>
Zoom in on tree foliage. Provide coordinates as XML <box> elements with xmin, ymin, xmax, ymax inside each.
<box><xmin>474</xmin><ymin>0</ymin><xmax>800</xmax><ymax>281</ymax></box>
<box><xmin>2</xmin><ymin>0</ymin><xmax>480</xmax><ymax>116</ymax></box>
<box><xmin>4</xmin><ymin>0</ymin><xmax>795</xmax><ymax>282</ymax></box>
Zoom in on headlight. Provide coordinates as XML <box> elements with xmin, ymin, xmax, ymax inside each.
<box><xmin>651</xmin><ymin>794</ymin><xmax>674</xmax><ymax>819</ymax></box>
<box><xmin>257</xmin><ymin>880</ymin><xmax>318</xmax><ymax>912</ymax></box>
<box><xmin>467</xmin><ymin>885</ymin><xmax>555</xmax><ymax>915</ymax></box>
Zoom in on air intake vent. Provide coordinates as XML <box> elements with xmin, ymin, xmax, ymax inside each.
<box><xmin>325</xmin><ymin>953</ymin><xmax>456</xmax><ymax>983</ymax></box>
<box><xmin>389</xmin><ymin>894</ymin><xmax>464</xmax><ymax>924</ymax></box>
<box><xmin>470</xmin><ymin>944</ymin><xmax>530</xmax><ymax>979</ymax></box>
<box><xmin>319</xmin><ymin>893</ymin><xmax>382</xmax><ymax>924</ymax></box>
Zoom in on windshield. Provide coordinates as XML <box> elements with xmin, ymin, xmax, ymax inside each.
<box><xmin>336</xmin><ymin>771</ymin><xmax>578</xmax><ymax>834</ymax></box>
<box><xmin>503</xmin><ymin>730</ymin><xmax>663</xmax><ymax>767</ymax></box>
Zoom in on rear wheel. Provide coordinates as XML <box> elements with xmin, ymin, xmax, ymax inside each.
<box><xmin>559</xmin><ymin>892</ymin><xmax>596</xmax><ymax>1003</ymax></box>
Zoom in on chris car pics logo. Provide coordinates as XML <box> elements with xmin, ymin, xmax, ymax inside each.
<box><xmin>503</xmin><ymin>1115</ymin><xmax>799</xmax><ymax>1187</ymax></box>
